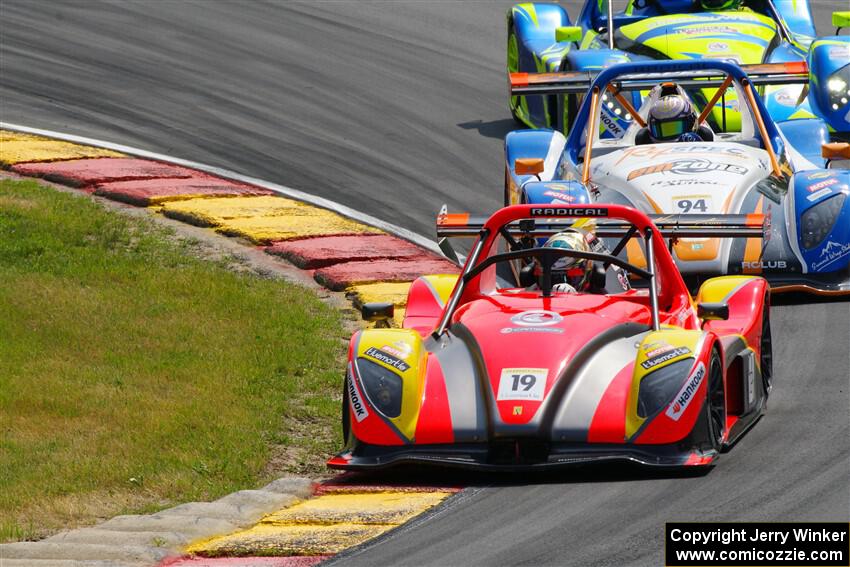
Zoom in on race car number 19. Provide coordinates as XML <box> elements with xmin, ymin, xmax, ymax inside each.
<box><xmin>498</xmin><ymin>368</ymin><xmax>547</xmax><ymax>401</ymax></box>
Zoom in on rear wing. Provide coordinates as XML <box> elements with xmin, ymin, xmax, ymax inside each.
<box><xmin>436</xmin><ymin>206</ymin><xmax>764</xmax><ymax>262</ymax></box>
<box><xmin>509</xmin><ymin>62</ymin><xmax>809</xmax><ymax>96</ymax></box>
<box><xmin>437</xmin><ymin>209</ymin><xmax>764</xmax><ymax>238</ymax></box>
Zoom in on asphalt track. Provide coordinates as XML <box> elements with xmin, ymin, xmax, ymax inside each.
<box><xmin>1</xmin><ymin>1</ymin><xmax>848</xmax><ymax>566</ymax></box>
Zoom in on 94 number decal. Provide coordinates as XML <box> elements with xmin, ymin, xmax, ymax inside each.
<box><xmin>673</xmin><ymin>196</ymin><xmax>710</xmax><ymax>213</ymax></box>
<box><xmin>498</xmin><ymin>368</ymin><xmax>547</xmax><ymax>401</ymax></box>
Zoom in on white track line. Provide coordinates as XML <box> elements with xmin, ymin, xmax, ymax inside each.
<box><xmin>1</xmin><ymin>122</ymin><xmax>443</xmax><ymax>255</ymax></box>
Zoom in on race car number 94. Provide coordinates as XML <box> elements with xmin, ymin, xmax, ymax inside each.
<box><xmin>673</xmin><ymin>196</ymin><xmax>711</xmax><ymax>213</ymax></box>
<box><xmin>498</xmin><ymin>368</ymin><xmax>547</xmax><ymax>401</ymax></box>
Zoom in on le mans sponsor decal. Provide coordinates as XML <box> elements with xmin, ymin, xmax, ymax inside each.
<box><xmin>641</xmin><ymin>346</ymin><xmax>691</xmax><ymax>370</ymax></box>
<box><xmin>364</xmin><ymin>346</ymin><xmax>411</xmax><ymax>372</ymax></box>
<box><xmin>628</xmin><ymin>159</ymin><xmax>747</xmax><ymax>181</ymax></box>
<box><xmin>665</xmin><ymin>362</ymin><xmax>705</xmax><ymax>421</ymax></box>
<box><xmin>347</xmin><ymin>369</ymin><xmax>369</xmax><ymax>422</ymax></box>
<box><xmin>530</xmin><ymin>207</ymin><xmax>608</xmax><ymax>217</ymax></box>
<box><xmin>498</xmin><ymin>368</ymin><xmax>547</xmax><ymax>401</ymax></box>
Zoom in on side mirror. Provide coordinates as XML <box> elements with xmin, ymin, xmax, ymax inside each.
<box><xmin>361</xmin><ymin>302</ymin><xmax>394</xmax><ymax>327</ymax></box>
<box><xmin>697</xmin><ymin>302</ymin><xmax>729</xmax><ymax>321</ymax></box>
<box><xmin>515</xmin><ymin>157</ymin><xmax>545</xmax><ymax>176</ymax></box>
<box><xmin>555</xmin><ymin>26</ymin><xmax>583</xmax><ymax>43</ymax></box>
<box><xmin>833</xmin><ymin>11</ymin><xmax>850</xmax><ymax>32</ymax></box>
<box><xmin>822</xmin><ymin>142</ymin><xmax>850</xmax><ymax>160</ymax></box>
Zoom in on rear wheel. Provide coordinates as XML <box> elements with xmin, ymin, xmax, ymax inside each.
<box><xmin>508</xmin><ymin>22</ymin><xmax>525</xmax><ymax>125</ymax></box>
<box><xmin>705</xmin><ymin>349</ymin><xmax>725</xmax><ymax>452</ymax></box>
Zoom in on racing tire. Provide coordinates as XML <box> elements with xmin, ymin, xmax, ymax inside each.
<box><xmin>507</xmin><ymin>21</ymin><xmax>525</xmax><ymax>126</ymax></box>
<box><xmin>705</xmin><ymin>349</ymin><xmax>725</xmax><ymax>453</ymax></box>
<box><xmin>760</xmin><ymin>298</ymin><xmax>773</xmax><ymax>397</ymax></box>
<box><xmin>341</xmin><ymin>376</ymin><xmax>353</xmax><ymax>447</ymax></box>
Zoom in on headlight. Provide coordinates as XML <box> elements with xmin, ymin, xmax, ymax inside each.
<box><xmin>826</xmin><ymin>64</ymin><xmax>850</xmax><ymax>111</ymax></box>
<box><xmin>637</xmin><ymin>359</ymin><xmax>695</xmax><ymax>419</ymax></box>
<box><xmin>800</xmin><ymin>193</ymin><xmax>845</xmax><ymax>250</ymax></box>
<box><xmin>600</xmin><ymin>92</ymin><xmax>634</xmax><ymax>121</ymax></box>
<box><xmin>355</xmin><ymin>358</ymin><xmax>403</xmax><ymax>418</ymax></box>
<box><xmin>599</xmin><ymin>91</ymin><xmax>634</xmax><ymax>138</ymax></box>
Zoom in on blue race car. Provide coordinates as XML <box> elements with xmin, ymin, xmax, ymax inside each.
<box><xmin>505</xmin><ymin>59</ymin><xmax>850</xmax><ymax>295</ymax></box>
<box><xmin>507</xmin><ymin>0</ymin><xmax>850</xmax><ymax>140</ymax></box>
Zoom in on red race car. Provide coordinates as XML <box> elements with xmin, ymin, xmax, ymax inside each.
<box><xmin>329</xmin><ymin>204</ymin><xmax>772</xmax><ymax>471</ymax></box>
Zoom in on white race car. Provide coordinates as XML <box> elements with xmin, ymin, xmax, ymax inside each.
<box><xmin>505</xmin><ymin>59</ymin><xmax>850</xmax><ymax>295</ymax></box>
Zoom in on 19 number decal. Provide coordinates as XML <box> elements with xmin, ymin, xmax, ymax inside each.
<box><xmin>675</xmin><ymin>198</ymin><xmax>708</xmax><ymax>213</ymax></box>
<box><xmin>498</xmin><ymin>368</ymin><xmax>547</xmax><ymax>401</ymax></box>
<box><xmin>511</xmin><ymin>374</ymin><xmax>537</xmax><ymax>391</ymax></box>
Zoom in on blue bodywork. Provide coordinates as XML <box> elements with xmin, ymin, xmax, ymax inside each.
<box><xmin>807</xmin><ymin>37</ymin><xmax>850</xmax><ymax>138</ymax></box>
<box><xmin>508</xmin><ymin>0</ymin><xmax>850</xmax><ymax>138</ymax></box>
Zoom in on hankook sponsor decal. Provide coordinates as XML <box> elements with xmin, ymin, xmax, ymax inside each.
<box><xmin>497</xmin><ymin>368</ymin><xmax>548</xmax><ymax>401</ymax></box>
<box><xmin>600</xmin><ymin>107</ymin><xmax>625</xmax><ymax>137</ymax></box>
<box><xmin>530</xmin><ymin>207</ymin><xmax>608</xmax><ymax>217</ymax></box>
<box><xmin>628</xmin><ymin>159</ymin><xmax>747</xmax><ymax>181</ymax></box>
<box><xmin>641</xmin><ymin>346</ymin><xmax>692</xmax><ymax>370</ymax></box>
<box><xmin>666</xmin><ymin>362</ymin><xmax>706</xmax><ymax>421</ymax></box>
<box><xmin>347</xmin><ymin>371</ymin><xmax>369</xmax><ymax>422</ymax></box>
<box><xmin>364</xmin><ymin>346</ymin><xmax>411</xmax><ymax>372</ymax></box>
<box><xmin>510</xmin><ymin>310</ymin><xmax>563</xmax><ymax>327</ymax></box>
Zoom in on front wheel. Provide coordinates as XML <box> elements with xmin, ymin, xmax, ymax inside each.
<box><xmin>760</xmin><ymin>299</ymin><xmax>773</xmax><ymax>396</ymax></box>
<box><xmin>341</xmin><ymin>376</ymin><xmax>353</xmax><ymax>447</ymax></box>
<box><xmin>705</xmin><ymin>349</ymin><xmax>725</xmax><ymax>452</ymax></box>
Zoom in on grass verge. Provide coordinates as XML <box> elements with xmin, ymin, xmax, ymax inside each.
<box><xmin>0</xmin><ymin>179</ymin><xmax>346</xmax><ymax>542</ymax></box>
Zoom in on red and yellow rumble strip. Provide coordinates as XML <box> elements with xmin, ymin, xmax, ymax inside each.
<box><xmin>0</xmin><ymin>129</ymin><xmax>459</xmax><ymax>326</ymax></box>
<box><xmin>172</xmin><ymin>483</ymin><xmax>458</xmax><ymax>564</ymax></box>
<box><xmin>1</xmin><ymin>128</ymin><xmax>462</xmax><ymax>562</ymax></box>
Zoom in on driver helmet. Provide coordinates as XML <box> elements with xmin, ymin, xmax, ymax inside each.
<box><xmin>700</xmin><ymin>0</ymin><xmax>743</xmax><ymax>10</ymax></box>
<box><xmin>648</xmin><ymin>91</ymin><xmax>697</xmax><ymax>142</ymax></box>
<box><xmin>539</xmin><ymin>229</ymin><xmax>593</xmax><ymax>292</ymax></box>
